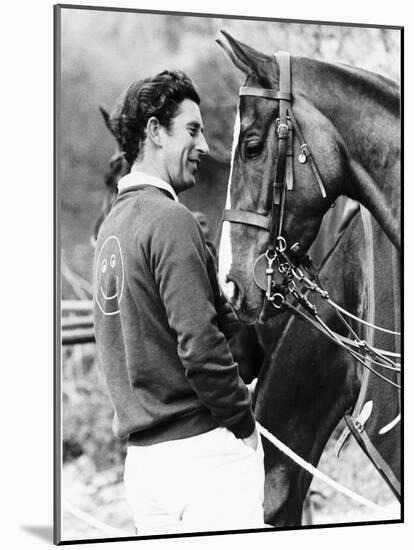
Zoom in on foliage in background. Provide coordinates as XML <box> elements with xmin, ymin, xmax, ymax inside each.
<box><xmin>63</xmin><ymin>344</ymin><xmax>126</xmax><ymax>471</ymax></box>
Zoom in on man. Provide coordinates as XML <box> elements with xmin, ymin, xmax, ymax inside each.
<box><xmin>192</xmin><ymin>211</ymin><xmax>217</xmax><ymax>264</ymax></box>
<box><xmin>93</xmin><ymin>70</ymin><xmax>264</xmax><ymax>535</ymax></box>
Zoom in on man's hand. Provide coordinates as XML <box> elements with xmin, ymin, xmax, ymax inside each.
<box><xmin>242</xmin><ymin>426</ymin><xmax>259</xmax><ymax>451</ymax></box>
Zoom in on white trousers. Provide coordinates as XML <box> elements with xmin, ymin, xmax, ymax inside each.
<box><xmin>123</xmin><ymin>425</ymin><xmax>265</xmax><ymax>535</ymax></box>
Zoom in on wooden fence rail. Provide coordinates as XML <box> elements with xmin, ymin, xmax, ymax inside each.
<box><xmin>61</xmin><ymin>301</ymin><xmax>94</xmax><ymax>345</ymax></box>
<box><xmin>61</xmin><ymin>300</ymin><xmax>93</xmax><ymax>314</ymax></box>
<box><xmin>62</xmin><ymin>328</ymin><xmax>95</xmax><ymax>345</ymax></box>
<box><xmin>62</xmin><ymin>315</ymin><xmax>94</xmax><ymax>330</ymax></box>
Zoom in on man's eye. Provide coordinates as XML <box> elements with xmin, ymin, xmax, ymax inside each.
<box><xmin>244</xmin><ymin>140</ymin><xmax>263</xmax><ymax>158</ymax></box>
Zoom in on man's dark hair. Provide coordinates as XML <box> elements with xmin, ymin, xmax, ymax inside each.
<box><xmin>109</xmin><ymin>70</ymin><xmax>201</xmax><ymax>165</ymax></box>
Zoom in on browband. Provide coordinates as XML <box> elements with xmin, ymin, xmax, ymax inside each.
<box><xmin>239</xmin><ymin>86</ymin><xmax>292</xmax><ymax>101</ymax></box>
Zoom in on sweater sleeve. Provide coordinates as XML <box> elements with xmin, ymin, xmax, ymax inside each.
<box><xmin>149</xmin><ymin>204</ymin><xmax>255</xmax><ymax>439</ymax></box>
<box><xmin>205</xmin><ymin>246</ymin><xmax>242</xmax><ymax>341</ymax></box>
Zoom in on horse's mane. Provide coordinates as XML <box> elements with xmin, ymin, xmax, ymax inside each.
<box><xmin>298</xmin><ymin>56</ymin><xmax>400</xmax><ymax>113</ymax></box>
<box><xmin>317</xmin><ymin>203</ymin><xmax>360</xmax><ymax>273</ymax></box>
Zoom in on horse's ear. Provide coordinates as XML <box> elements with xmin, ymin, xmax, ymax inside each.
<box><xmin>217</xmin><ymin>30</ymin><xmax>270</xmax><ymax>79</ymax></box>
<box><xmin>216</xmin><ymin>35</ymin><xmax>249</xmax><ymax>74</ymax></box>
<box><xmin>99</xmin><ymin>106</ymin><xmax>112</xmax><ymax>133</ymax></box>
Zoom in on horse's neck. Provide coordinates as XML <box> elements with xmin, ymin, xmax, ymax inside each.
<box><xmin>371</xmin><ymin>215</ymin><xmax>401</xmax><ymax>337</ymax></box>
<box><xmin>299</xmin><ymin>59</ymin><xmax>400</xmax><ymax>248</ymax></box>
<box><xmin>346</xmin><ymin>209</ymin><xmax>400</xmax><ymax>352</ymax></box>
<box><xmin>305</xmin><ymin>60</ymin><xmax>400</xmax><ymax>175</ymax></box>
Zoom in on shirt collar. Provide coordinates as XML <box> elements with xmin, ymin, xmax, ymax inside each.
<box><xmin>117</xmin><ymin>170</ymin><xmax>179</xmax><ymax>202</ymax></box>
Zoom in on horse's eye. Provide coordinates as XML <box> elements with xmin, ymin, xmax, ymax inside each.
<box><xmin>244</xmin><ymin>140</ymin><xmax>263</xmax><ymax>158</ymax></box>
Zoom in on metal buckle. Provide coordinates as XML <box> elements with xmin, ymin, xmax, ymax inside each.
<box><xmin>276</xmin><ymin>236</ymin><xmax>287</xmax><ymax>252</ymax></box>
<box><xmin>277</xmin><ymin>122</ymin><xmax>289</xmax><ymax>139</ymax></box>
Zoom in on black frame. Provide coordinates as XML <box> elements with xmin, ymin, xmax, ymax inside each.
<box><xmin>54</xmin><ymin>4</ymin><xmax>403</xmax><ymax>545</ymax></box>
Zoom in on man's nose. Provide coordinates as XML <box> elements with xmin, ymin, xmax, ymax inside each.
<box><xmin>197</xmin><ymin>133</ymin><xmax>210</xmax><ymax>156</ymax></box>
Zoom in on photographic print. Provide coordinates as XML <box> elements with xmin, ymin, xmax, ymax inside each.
<box><xmin>55</xmin><ymin>3</ymin><xmax>402</xmax><ymax>545</ymax></box>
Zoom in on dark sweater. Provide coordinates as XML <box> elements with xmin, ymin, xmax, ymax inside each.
<box><xmin>93</xmin><ymin>183</ymin><xmax>255</xmax><ymax>445</ymax></box>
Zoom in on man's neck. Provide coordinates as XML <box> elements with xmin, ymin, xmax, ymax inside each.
<box><xmin>119</xmin><ymin>168</ymin><xmax>179</xmax><ymax>203</ymax></box>
<box><xmin>131</xmin><ymin>159</ymin><xmax>168</xmax><ymax>184</ymax></box>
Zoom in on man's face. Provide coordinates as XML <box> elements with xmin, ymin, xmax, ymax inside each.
<box><xmin>159</xmin><ymin>99</ymin><xmax>209</xmax><ymax>193</ymax></box>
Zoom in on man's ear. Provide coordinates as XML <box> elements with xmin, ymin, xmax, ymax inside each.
<box><xmin>146</xmin><ymin>117</ymin><xmax>163</xmax><ymax>147</ymax></box>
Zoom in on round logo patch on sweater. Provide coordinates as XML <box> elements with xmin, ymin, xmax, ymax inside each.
<box><xmin>95</xmin><ymin>235</ymin><xmax>125</xmax><ymax>315</ymax></box>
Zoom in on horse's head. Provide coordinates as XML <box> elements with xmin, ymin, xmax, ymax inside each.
<box><xmin>91</xmin><ymin>107</ymin><xmax>130</xmax><ymax>245</ymax></box>
<box><xmin>217</xmin><ymin>32</ymin><xmax>350</xmax><ymax>323</ymax></box>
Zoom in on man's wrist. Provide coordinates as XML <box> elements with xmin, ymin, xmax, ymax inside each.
<box><xmin>229</xmin><ymin>409</ymin><xmax>256</xmax><ymax>439</ymax></box>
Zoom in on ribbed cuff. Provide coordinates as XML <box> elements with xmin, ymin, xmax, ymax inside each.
<box><xmin>227</xmin><ymin>408</ymin><xmax>256</xmax><ymax>439</ymax></box>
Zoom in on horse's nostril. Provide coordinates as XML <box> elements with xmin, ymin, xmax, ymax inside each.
<box><xmin>225</xmin><ymin>276</ymin><xmax>243</xmax><ymax>311</ymax></box>
<box><xmin>231</xmin><ymin>280</ymin><xmax>239</xmax><ymax>301</ymax></box>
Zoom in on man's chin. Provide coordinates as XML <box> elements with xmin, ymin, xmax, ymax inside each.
<box><xmin>182</xmin><ymin>178</ymin><xmax>196</xmax><ymax>192</ymax></box>
<box><xmin>172</xmin><ymin>175</ymin><xmax>196</xmax><ymax>194</ymax></box>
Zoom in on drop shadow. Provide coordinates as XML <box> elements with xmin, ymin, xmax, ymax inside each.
<box><xmin>21</xmin><ymin>525</ymin><xmax>53</xmax><ymax>543</ymax></box>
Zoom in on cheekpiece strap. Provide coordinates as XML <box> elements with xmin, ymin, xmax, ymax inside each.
<box><xmin>274</xmin><ymin>51</ymin><xmax>292</xmax><ymax>97</ymax></box>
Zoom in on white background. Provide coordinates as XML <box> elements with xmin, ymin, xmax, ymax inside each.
<box><xmin>1</xmin><ymin>0</ymin><xmax>411</xmax><ymax>549</ymax></box>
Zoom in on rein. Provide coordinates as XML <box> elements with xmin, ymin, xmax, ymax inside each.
<box><xmin>273</xmin><ymin>228</ymin><xmax>401</xmax><ymax>389</ymax></box>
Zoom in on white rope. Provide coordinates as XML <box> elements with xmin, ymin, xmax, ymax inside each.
<box><xmin>257</xmin><ymin>422</ymin><xmax>385</xmax><ymax>512</ymax></box>
<box><xmin>63</xmin><ymin>499</ymin><xmax>131</xmax><ymax>537</ymax></box>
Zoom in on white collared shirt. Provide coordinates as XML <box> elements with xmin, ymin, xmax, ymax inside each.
<box><xmin>117</xmin><ymin>171</ymin><xmax>179</xmax><ymax>203</ymax></box>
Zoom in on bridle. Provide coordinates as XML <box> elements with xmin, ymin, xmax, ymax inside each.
<box><xmin>223</xmin><ymin>51</ymin><xmax>327</xmax><ymax>308</ymax></box>
<box><xmin>221</xmin><ymin>51</ymin><xmax>401</xmax><ymax>390</ymax></box>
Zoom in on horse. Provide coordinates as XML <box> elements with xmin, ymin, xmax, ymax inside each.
<box><xmin>216</xmin><ymin>31</ymin><xmax>401</xmax><ymax>526</ymax></box>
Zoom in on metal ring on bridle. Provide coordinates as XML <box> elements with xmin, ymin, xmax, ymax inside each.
<box><xmin>266</xmin><ymin>249</ymin><xmax>277</xmax><ymax>261</ymax></box>
<box><xmin>277</xmin><ymin>122</ymin><xmax>289</xmax><ymax>138</ymax></box>
<box><xmin>292</xmin><ymin>266</ymin><xmax>304</xmax><ymax>280</ymax></box>
<box><xmin>272</xmin><ymin>293</ymin><xmax>285</xmax><ymax>309</ymax></box>
<box><xmin>278</xmin><ymin>263</ymin><xmax>291</xmax><ymax>276</ymax></box>
<box><xmin>276</xmin><ymin>236</ymin><xmax>287</xmax><ymax>252</ymax></box>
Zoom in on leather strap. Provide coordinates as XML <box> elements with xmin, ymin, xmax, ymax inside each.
<box><xmin>336</xmin><ymin>207</ymin><xmax>374</xmax><ymax>456</ymax></box>
<box><xmin>345</xmin><ymin>415</ymin><xmax>401</xmax><ymax>499</ymax></box>
<box><xmin>239</xmin><ymin>87</ymin><xmax>292</xmax><ymax>101</ymax></box>
<box><xmin>276</xmin><ymin>51</ymin><xmax>291</xmax><ymax>96</ymax></box>
<box><xmin>268</xmin><ymin>52</ymin><xmax>292</xmax><ymax>249</ymax></box>
<box><xmin>285</xmin><ymin>118</ymin><xmax>294</xmax><ymax>191</ymax></box>
<box><xmin>288</xmin><ymin>109</ymin><xmax>327</xmax><ymax>198</ymax></box>
<box><xmin>223</xmin><ymin>209</ymin><xmax>271</xmax><ymax>231</ymax></box>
